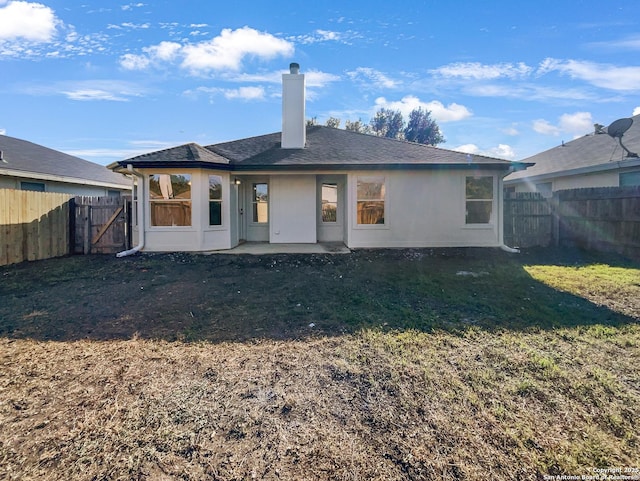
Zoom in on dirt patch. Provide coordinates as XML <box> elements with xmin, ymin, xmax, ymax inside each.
<box><xmin>0</xmin><ymin>247</ymin><xmax>638</xmax><ymax>342</ymax></box>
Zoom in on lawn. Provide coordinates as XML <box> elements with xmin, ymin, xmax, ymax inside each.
<box><xmin>1</xmin><ymin>247</ymin><xmax>639</xmax><ymax>480</ymax></box>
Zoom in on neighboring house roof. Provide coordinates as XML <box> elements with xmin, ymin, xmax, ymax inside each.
<box><xmin>506</xmin><ymin>113</ymin><xmax>640</xmax><ymax>184</ymax></box>
<box><xmin>112</xmin><ymin>126</ymin><xmax>530</xmax><ymax>172</ymax></box>
<box><xmin>0</xmin><ymin>134</ymin><xmax>130</xmax><ymax>189</ymax></box>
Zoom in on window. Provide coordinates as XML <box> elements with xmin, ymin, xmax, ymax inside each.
<box><xmin>535</xmin><ymin>182</ymin><xmax>553</xmax><ymax>197</ymax></box>
<box><xmin>252</xmin><ymin>183</ymin><xmax>268</xmax><ymax>223</ymax></box>
<box><xmin>357</xmin><ymin>176</ymin><xmax>385</xmax><ymax>225</ymax></box>
<box><xmin>321</xmin><ymin>183</ymin><xmax>338</xmax><ymax>222</ymax></box>
<box><xmin>209</xmin><ymin>175</ymin><xmax>223</xmax><ymax>226</ymax></box>
<box><xmin>149</xmin><ymin>174</ymin><xmax>192</xmax><ymax>226</ymax></box>
<box><xmin>465</xmin><ymin>176</ymin><xmax>494</xmax><ymax>224</ymax></box>
<box><xmin>620</xmin><ymin>171</ymin><xmax>640</xmax><ymax>186</ymax></box>
<box><xmin>20</xmin><ymin>181</ymin><xmax>45</xmax><ymax>192</ymax></box>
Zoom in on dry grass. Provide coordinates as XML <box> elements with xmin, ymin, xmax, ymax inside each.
<box><xmin>2</xmin><ymin>327</ymin><xmax>639</xmax><ymax>480</ymax></box>
<box><xmin>1</xmin><ymin>248</ymin><xmax>639</xmax><ymax>480</ymax></box>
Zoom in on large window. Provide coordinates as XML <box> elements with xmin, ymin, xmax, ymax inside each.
<box><xmin>252</xmin><ymin>183</ymin><xmax>268</xmax><ymax>223</ymax></box>
<box><xmin>149</xmin><ymin>174</ymin><xmax>192</xmax><ymax>226</ymax></box>
<box><xmin>357</xmin><ymin>176</ymin><xmax>385</xmax><ymax>225</ymax></box>
<box><xmin>321</xmin><ymin>183</ymin><xmax>338</xmax><ymax>222</ymax></box>
<box><xmin>20</xmin><ymin>181</ymin><xmax>45</xmax><ymax>192</ymax></box>
<box><xmin>209</xmin><ymin>175</ymin><xmax>223</xmax><ymax>226</ymax></box>
<box><xmin>465</xmin><ymin>176</ymin><xmax>494</xmax><ymax>224</ymax></box>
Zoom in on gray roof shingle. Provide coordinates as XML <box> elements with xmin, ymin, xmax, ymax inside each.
<box><xmin>0</xmin><ymin>134</ymin><xmax>130</xmax><ymax>187</ymax></box>
<box><xmin>116</xmin><ymin>126</ymin><xmax>528</xmax><ymax>172</ymax></box>
<box><xmin>507</xmin><ymin>114</ymin><xmax>640</xmax><ymax>182</ymax></box>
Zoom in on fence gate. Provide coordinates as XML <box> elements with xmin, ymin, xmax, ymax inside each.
<box><xmin>72</xmin><ymin>196</ymin><xmax>130</xmax><ymax>254</ymax></box>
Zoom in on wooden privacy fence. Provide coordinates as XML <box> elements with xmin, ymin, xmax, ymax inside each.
<box><xmin>505</xmin><ymin>186</ymin><xmax>640</xmax><ymax>258</ymax></box>
<box><xmin>1</xmin><ymin>189</ymin><xmax>130</xmax><ymax>266</ymax></box>
<box><xmin>0</xmin><ymin>189</ymin><xmax>72</xmax><ymax>266</ymax></box>
<box><xmin>72</xmin><ymin>196</ymin><xmax>130</xmax><ymax>255</ymax></box>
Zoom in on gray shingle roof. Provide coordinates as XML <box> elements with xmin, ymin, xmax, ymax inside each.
<box><xmin>115</xmin><ymin>142</ymin><xmax>230</xmax><ymax>167</ymax></box>
<box><xmin>116</xmin><ymin>126</ymin><xmax>527</xmax><ymax>171</ymax></box>
<box><xmin>506</xmin><ymin>113</ymin><xmax>640</xmax><ymax>182</ymax></box>
<box><xmin>0</xmin><ymin>134</ymin><xmax>130</xmax><ymax>187</ymax></box>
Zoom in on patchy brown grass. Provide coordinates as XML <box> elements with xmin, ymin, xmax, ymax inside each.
<box><xmin>1</xmin><ymin>248</ymin><xmax>639</xmax><ymax>480</ymax></box>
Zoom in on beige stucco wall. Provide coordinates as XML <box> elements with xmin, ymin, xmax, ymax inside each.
<box><xmin>345</xmin><ymin>169</ymin><xmax>503</xmax><ymax>248</ymax></box>
<box><xmin>270</xmin><ymin>175</ymin><xmax>316</xmax><ymax>243</ymax></box>
<box><xmin>134</xmin><ymin>167</ymin><xmax>508</xmax><ymax>252</ymax></box>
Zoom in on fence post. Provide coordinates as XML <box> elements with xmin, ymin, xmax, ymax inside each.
<box><xmin>68</xmin><ymin>197</ymin><xmax>76</xmax><ymax>255</ymax></box>
<box><xmin>550</xmin><ymin>193</ymin><xmax>560</xmax><ymax>247</ymax></box>
<box><xmin>83</xmin><ymin>205</ymin><xmax>91</xmax><ymax>254</ymax></box>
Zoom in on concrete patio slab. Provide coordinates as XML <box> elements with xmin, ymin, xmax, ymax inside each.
<box><xmin>206</xmin><ymin>242</ymin><xmax>351</xmax><ymax>255</ymax></box>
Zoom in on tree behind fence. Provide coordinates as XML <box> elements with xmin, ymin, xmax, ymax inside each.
<box><xmin>505</xmin><ymin>186</ymin><xmax>640</xmax><ymax>259</ymax></box>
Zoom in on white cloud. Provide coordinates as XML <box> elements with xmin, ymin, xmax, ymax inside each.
<box><xmin>0</xmin><ymin>1</ymin><xmax>59</xmax><ymax>42</ymax></box>
<box><xmin>374</xmin><ymin>96</ymin><xmax>472</xmax><ymax>123</ymax></box>
<box><xmin>489</xmin><ymin>144</ymin><xmax>516</xmax><ymax>159</ymax></box>
<box><xmin>538</xmin><ymin>58</ymin><xmax>640</xmax><ymax>91</ymax></box>
<box><xmin>188</xmin><ymin>85</ymin><xmax>266</xmax><ymax>102</ymax></box>
<box><xmin>0</xmin><ymin>128</ymin><xmax>6</xmax><ymax>135</ymax></box>
<box><xmin>558</xmin><ymin>111</ymin><xmax>593</xmax><ymax>134</ymax></box>
<box><xmin>347</xmin><ymin>67</ymin><xmax>399</xmax><ymax>89</ymax></box>
<box><xmin>62</xmin><ymin>89</ymin><xmax>130</xmax><ymax>101</ymax></box>
<box><xmin>291</xmin><ymin>29</ymin><xmax>357</xmax><ymax>45</ymax></box>
<box><xmin>533</xmin><ymin>119</ymin><xmax>561</xmax><ymax>136</ymax></box>
<box><xmin>120</xmin><ymin>22</ymin><xmax>150</xmax><ymax>29</ymax></box>
<box><xmin>121</xmin><ymin>3</ymin><xmax>145</xmax><ymax>11</ymax></box>
<box><xmin>503</xmin><ymin>126</ymin><xmax>519</xmax><ymax>136</ymax></box>
<box><xmin>633</xmin><ymin>106</ymin><xmax>640</xmax><ymax>116</ymax></box>
<box><xmin>223</xmin><ymin>86</ymin><xmax>265</xmax><ymax>100</ymax></box>
<box><xmin>181</xmin><ymin>26</ymin><xmax>293</xmax><ymax>73</ymax></box>
<box><xmin>430</xmin><ymin>62</ymin><xmax>533</xmax><ymax>80</ymax></box>
<box><xmin>453</xmin><ymin>144</ymin><xmax>479</xmax><ymax>154</ymax></box>
<box><xmin>24</xmin><ymin>80</ymin><xmax>148</xmax><ymax>102</ymax></box>
<box><xmin>589</xmin><ymin>34</ymin><xmax>640</xmax><ymax>51</ymax></box>
<box><xmin>120</xmin><ymin>53</ymin><xmax>150</xmax><ymax>70</ymax></box>
<box><xmin>533</xmin><ymin>111</ymin><xmax>593</xmax><ymax>137</ymax></box>
<box><xmin>147</xmin><ymin>40</ymin><xmax>181</xmax><ymax>61</ymax></box>
<box><xmin>452</xmin><ymin>143</ymin><xmax>516</xmax><ymax>160</ymax></box>
<box><xmin>305</xmin><ymin>69</ymin><xmax>341</xmax><ymax>88</ymax></box>
<box><xmin>120</xmin><ymin>26</ymin><xmax>294</xmax><ymax>75</ymax></box>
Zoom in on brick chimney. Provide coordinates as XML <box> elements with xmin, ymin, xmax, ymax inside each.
<box><xmin>281</xmin><ymin>62</ymin><xmax>306</xmax><ymax>149</ymax></box>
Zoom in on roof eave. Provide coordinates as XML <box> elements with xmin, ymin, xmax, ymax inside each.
<box><xmin>505</xmin><ymin>157</ymin><xmax>640</xmax><ymax>184</ymax></box>
<box><xmin>112</xmin><ymin>160</ymin><xmax>233</xmax><ymax>171</ymax></box>
<box><xmin>0</xmin><ymin>167</ymin><xmax>131</xmax><ymax>189</ymax></box>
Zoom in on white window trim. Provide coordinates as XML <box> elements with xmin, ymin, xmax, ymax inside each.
<box><xmin>250</xmin><ymin>181</ymin><xmax>269</xmax><ymax>225</ymax></box>
<box><xmin>463</xmin><ymin>175</ymin><xmax>496</xmax><ymax>228</ymax></box>
<box><xmin>205</xmin><ymin>174</ymin><xmax>225</xmax><ymax>231</ymax></box>
<box><xmin>147</xmin><ymin>173</ymin><xmax>195</xmax><ymax>230</ymax></box>
<box><xmin>353</xmin><ymin>175</ymin><xmax>389</xmax><ymax>230</ymax></box>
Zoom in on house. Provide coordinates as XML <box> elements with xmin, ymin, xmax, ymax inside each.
<box><xmin>109</xmin><ymin>63</ymin><xmax>531</xmax><ymax>254</ymax></box>
<box><xmin>0</xmin><ymin>134</ymin><xmax>130</xmax><ymax>196</ymax></box>
<box><xmin>505</xmin><ymin>114</ymin><xmax>640</xmax><ymax>196</ymax></box>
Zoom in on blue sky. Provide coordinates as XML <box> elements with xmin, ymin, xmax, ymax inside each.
<box><xmin>1</xmin><ymin>0</ymin><xmax>639</xmax><ymax>165</ymax></box>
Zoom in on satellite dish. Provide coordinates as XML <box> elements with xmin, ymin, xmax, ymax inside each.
<box><xmin>606</xmin><ymin>117</ymin><xmax>638</xmax><ymax>158</ymax></box>
<box><xmin>607</xmin><ymin>118</ymin><xmax>633</xmax><ymax>138</ymax></box>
